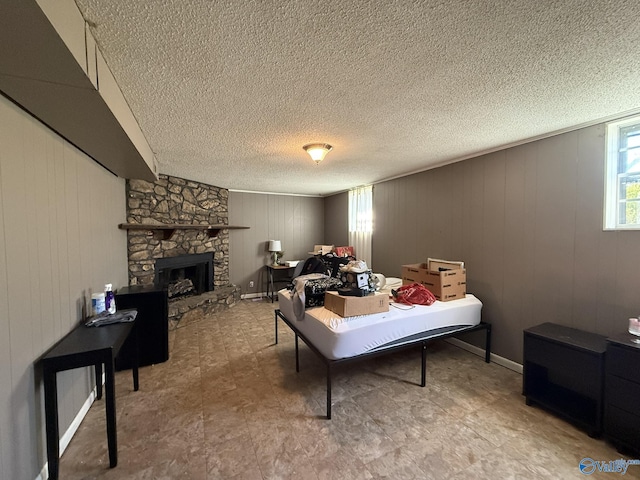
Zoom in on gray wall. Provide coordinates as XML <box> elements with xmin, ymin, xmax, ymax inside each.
<box><xmin>370</xmin><ymin>124</ymin><xmax>640</xmax><ymax>363</ymax></box>
<box><xmin>0</xmin><ymin>95</ymin><xmax>128</xmax><ymax>479</ymax></box>
<box><xmin>323</xmin><ymin>192</ymin><xmax>349</xmax><ymax>247</ymax></box>
<box><xmin>229</xmin><ymin>192</ymin><xmax>324</xmax><ymax>295</ymax></box>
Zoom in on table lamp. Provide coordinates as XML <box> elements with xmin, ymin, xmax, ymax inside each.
<box><xmin>268</xmin><ymin>240</ymin><xmax>282</xmax><ymax>265</ymax></box>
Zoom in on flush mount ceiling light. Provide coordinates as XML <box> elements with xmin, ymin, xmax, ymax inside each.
<box><xmin>303</xmin><ymin>143</ymin><xmax>333</xmax><ymax>164</ymax></box>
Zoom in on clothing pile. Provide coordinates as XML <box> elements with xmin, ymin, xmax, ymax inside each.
<box><xmin>338</xmin><ymin>260</ymin><xmax>378</xmax><ymax>295</ymax></box>
<box><xmin>291</xmin><ymin>274</ymin><xmax>343</xmax><ymax>320</ymax></box>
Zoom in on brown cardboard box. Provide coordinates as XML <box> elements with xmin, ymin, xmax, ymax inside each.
<box><xmin>324</xmin><ymin>291</ymin><xmax>389</xmax><ymax>317</ymax></box>
<box><xmin>310</xmin><ymin>244</ymin><xmax>334</xmax><ymax>255</ymax></box>
<box><xmin>401</xmin><ymin>263</ymin><xmax>428</xmax><ymax>283</ymax></box>
<box><xmin>427</xmin><ymin>258</ymin><xmax>464</xmax><ymax>271</ymax></box>
<box><xmin>421</xmin><ymin>269</ymin><xmax>466</xmax><ymax>301</ymax></box>
<box><xmin>401</xmin><ymin>262</ymin><xmax>466</xmax><ymax>302</ymax></box>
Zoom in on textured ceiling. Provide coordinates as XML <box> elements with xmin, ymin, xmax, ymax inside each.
<box><xmin>74</xmin><ymin>0</ymin><xmax>640</xmax><ymax>196</ymax></box>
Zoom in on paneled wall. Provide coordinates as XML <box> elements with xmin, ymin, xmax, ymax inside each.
<box><xmin>228</xmin><ymin>191</ymin><xmax>324</xmax><ymax>295</ymax></box>
<box><xmin>0</xmin><ymin>95</ymin><xmax>128</xmax><ymax>479</ymax></box>
<box><xmin>370</xmin><ymin>124</ymin><xmax>640</xmax><ymax>363</ymax></box>
<box><xmin>323</xmin><ymin>192</ymin><xmax>349</xmax><ymax>247</ymax></box>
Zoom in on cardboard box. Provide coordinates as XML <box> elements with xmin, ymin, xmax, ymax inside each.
<box><xmin>324</xmin><ymin>291</ymin><xmax>389</xmax><ymax>317</ymax></box>
<box><xmin>401</xmin><ymin>263</ymin><xmax>428</xmax><ymax>284</ymax></box>
<box><xmin>310</xmin><ymin>244</ymin><xmax>334</xmax><ymax>255</ymax></box>
<box><xmin>421</xmin><ymin>269</ymin><xmax>466</xmax><ymax>301</ymax></box>
<box><xmin>401</xmin><ymin>262</ymin><xmax>466</xmax><ymax>302</ymax></box>
<box><xmin>427</xmin><ymin>258</ymin><xmax>464</xmax><ymax>271</ymax></box>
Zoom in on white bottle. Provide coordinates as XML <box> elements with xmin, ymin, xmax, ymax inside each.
<box><xmin>105</xmin><ymin>284</ymin><xmax>116</xmax><ymax>314</ymax></box>
<box><xmin>91</xmin><ymin>292</ymin><xmax>106</xmax><ymax>316</ymax></box>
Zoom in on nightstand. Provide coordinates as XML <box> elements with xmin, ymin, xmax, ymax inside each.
<box><xmin>523</xmin><ymin>322</ymin><xmax>607</xmax><ymax>436</ymax></box>
<box><xmin>265</xmin><ymin>265</ymin><xmax>295</xmax><ymax>303</ymax></box>
<box><xmin>605</xmin><ymin>333</ymin><xmax>640</xmax><ymax>454</ymax></box>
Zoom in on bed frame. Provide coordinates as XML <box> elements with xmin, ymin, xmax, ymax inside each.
<box><xmin>274</xmin><ymin>308</ymin><xmax>492</xmax><ymax>419</ymax></box>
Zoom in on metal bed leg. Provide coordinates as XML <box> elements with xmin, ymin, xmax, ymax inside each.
<box><xmin>295</xmin><ymin>334</ymin><xmax>300</xmax><ymax>373</ymax></box>
<box><xmin>485</xmin><ymin>323</ymin><xmax>492</xmax><ymax>363</ymax></box>
<box><xmin>326</xmin><ymin>364</ymin><xmax>332</xmax><ymax>419</ymax></box>
<box><xmin>421</xmin><ymin>342</ymin><xmax>427</xmax><ymax>387</ymax></box>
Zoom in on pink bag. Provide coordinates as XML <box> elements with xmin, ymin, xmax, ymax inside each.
<box><xmin>393</xmin><ymin>283</ymin><xmax>436</xmax><ymax>306</ymax></box>
<box><xmin>334</xmin><ymin>246</ymin><xmax>355</xmax><ymax>257</ymax></box>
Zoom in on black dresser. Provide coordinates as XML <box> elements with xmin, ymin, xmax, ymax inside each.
<box><xmin>605</xmin><ymin>333</ymin><xmax>640</xmax><ymax>454</ymax></box>
<box><xmin>115</xmin><ymin>284</ymin><xmax>169</xmax><ymax>370</ymax></box>
<box><xmin>523</xmin><ymin>322</ymin><xmax>607</xmax><ymax>436</ymax></box>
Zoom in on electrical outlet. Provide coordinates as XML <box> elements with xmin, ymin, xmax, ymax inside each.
<box><xmin>249</xmin><ymin>281</ymin><xmax>254</xmax><ymax>288</ymax></box>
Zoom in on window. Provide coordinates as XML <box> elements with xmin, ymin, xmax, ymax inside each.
<box><xmin>605</xmin><ymin>116</ymin><xmax>640</xmax><ymax>230</ymax></box>
<box><xmin>349</xmin><ymin>185</ymin><xmax>373</xmax><ymax>266</ymax></box>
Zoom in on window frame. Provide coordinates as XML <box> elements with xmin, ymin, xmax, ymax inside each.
<box><xmin>604</xmin><ymin>115</ymin><xmax>640</xmax><ymax>230</ymax></box>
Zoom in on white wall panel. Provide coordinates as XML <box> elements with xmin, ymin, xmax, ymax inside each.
<box><xmin>0</xmin><ymin>90</ymin><xmax>12</xmax><ymax>480</ymax></box>
<box><xmin>0</xmin><ymin>95</ymin><xmax>127</xmax><ymax>479</ymax></box>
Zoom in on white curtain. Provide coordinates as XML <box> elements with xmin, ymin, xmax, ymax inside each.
<box><xmin>349</xmin><ymin>185</ymin><xmax>373</xmax><ymax>268</ymax></box>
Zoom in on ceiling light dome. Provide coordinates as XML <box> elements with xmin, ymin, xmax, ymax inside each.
<box><xmin>303</xmin><ymin>143</ymin><xmax>333</xmax><ymax>164</ymax></box>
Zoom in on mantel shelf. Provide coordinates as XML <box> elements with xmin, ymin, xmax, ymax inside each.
<box><xmin>118</xmin><ymin>223</ymin><xmax>249</xmax><ymax>240</ymax></box>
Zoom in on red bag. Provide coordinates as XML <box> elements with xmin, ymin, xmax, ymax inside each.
<box><xmin>393</xmin><ymin>283</ymin><xmax>436</xmax><ymax>306</ymax></box>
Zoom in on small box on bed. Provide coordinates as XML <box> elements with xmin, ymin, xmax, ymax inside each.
<box><xmin>422</xmin><ymin>269</ymin><xmax>466</xmax><ymax>301</ymax></box>
<box><xmin>401</xmin><ymin>261</ymin><xmax>466</xmax><ymax>302</ymax></box>
<box><xmin>324</xmin><ymin>291</ymin><xmax>389</xmax><ymax>317</ymax></box>
<box><xmin>401</xmin><ymin>264</ymin><xmax>427</xmax><ymax>283</ymax></box>
<box><xmin>311</xmin><ymin>244</ymin><xmax>334</xmax><ymax>255</ymax></box>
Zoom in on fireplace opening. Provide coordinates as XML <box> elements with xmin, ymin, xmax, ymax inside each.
<box><xmin>154</xmin><ymin>253</ymin><xmax>214</xmax><ymax>299</ymax></box>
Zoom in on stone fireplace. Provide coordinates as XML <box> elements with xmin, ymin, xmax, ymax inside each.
<box><xmin>154</xmin><ymin>252</ymin><xmax>214</xmax><ymax>297</ymax></box>
<box><xmin>125</xmin><ymin>175</ymin><xmax>240</xmax><ymax>326</ymax></box>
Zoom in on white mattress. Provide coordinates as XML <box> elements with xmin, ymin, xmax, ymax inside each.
<box><xmin>277</xmin><ymin>290</ymin><xmax>482</xmax><ymax>360</ymax></box>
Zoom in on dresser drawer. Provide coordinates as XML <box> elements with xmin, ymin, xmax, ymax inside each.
<box><xmin>607</xmin><ymin>375</ymin><xmax>640</xmax><ymax>413</ymax></box>
<box><xmin>605</xmin><ymin>404</ymin><xmax>640</xmax><ymax>448</ymax></box>
<box><xmin>607</xmin><ymin>344</ymin><xmax>640</xmax><ymax>384</ymax></box>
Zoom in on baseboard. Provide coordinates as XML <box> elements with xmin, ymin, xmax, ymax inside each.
<box><xmin>241</xmin><ymin>292</ymin><xmax>266</xmax><ymax>300</ymax></box>
<box><xmin>37</xmin><ymin>379</ymin><xmax>101</xmax><ymax>480</ymax></box>
<box><xmin>445</xmin><ymin>338</ymin><xmax>523</xmax><ymax>374</ymax></box>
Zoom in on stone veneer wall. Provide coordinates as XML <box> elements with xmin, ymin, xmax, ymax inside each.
<box><xmin>126</xmin><ymin>174</ymin><xmax>230</xmax><ymax>287</ymax></box>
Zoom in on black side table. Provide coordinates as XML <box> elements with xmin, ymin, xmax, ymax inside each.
<box><xmin>266</xmin><ymin>265</ymin><xmax>295</xmax><ymax>303</ymax></box>
<box><xmin>40</xmin><ymin>321</ymin><xmax>139</xmax><ymax>480</ymax></box>
<box><xmin>523</xmin><ymin>322</ymin><xmax>607</xmax><ymax>436</ymax></box>
<box><xmin>605</xmin><ymin>332</ymin><xmax>640</xmax><ymax>454</ymax></box>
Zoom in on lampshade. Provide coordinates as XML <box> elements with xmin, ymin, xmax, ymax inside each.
<box><xmin>268</xmin><ymin>240</ymin><xmax>282</xmax><ymax>252</ymax></box>
<box><xmin>303</xmin><ymin>143</ymin><xmax>333</xmax><ymax>164</ymax></box>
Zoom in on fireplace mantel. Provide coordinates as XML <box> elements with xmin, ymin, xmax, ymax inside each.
<box><xmin>119</xmin><ymin>223</ymin><xmax>249</xmax><ymax>240</ymax></box>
